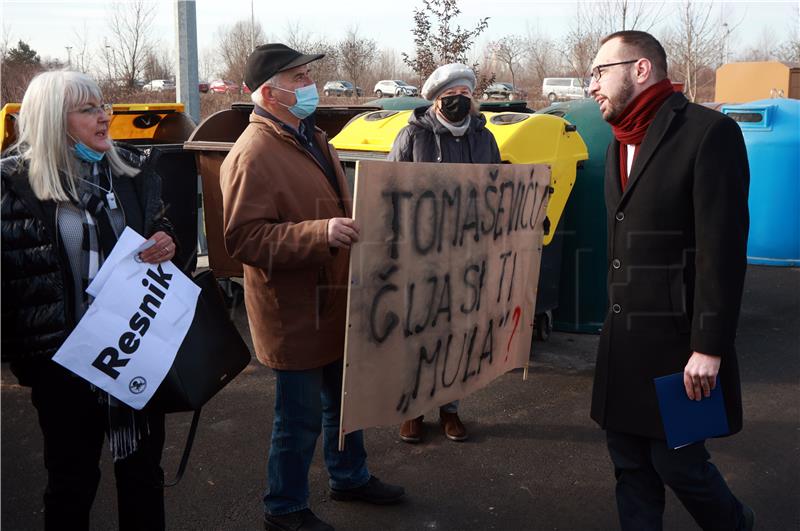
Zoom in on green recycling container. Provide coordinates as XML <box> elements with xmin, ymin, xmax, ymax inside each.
<box><xmin>538</xmin><ymin>99</ymin><xmax>612</xmax><ymax>333</ymax></box>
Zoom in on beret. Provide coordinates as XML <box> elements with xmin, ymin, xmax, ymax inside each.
<box><xmin>421</xmin><ymin>63</ymin><xmax>476</xmax><ymax>101</ymax></box>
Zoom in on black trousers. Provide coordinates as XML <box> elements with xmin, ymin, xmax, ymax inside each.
<box><xmin>28</xmin><ymin>362</ymin><xmax>166</xmax><ymax>531</ymax></box>
<box><xmin>606</xmin><ymin>430</ymin><xmax>745</xmax><ymax>531</ymax></box>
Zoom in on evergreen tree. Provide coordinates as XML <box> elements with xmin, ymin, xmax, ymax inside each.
<box><xmin>7</xmin><ymin>40</ymin><xmax>40</xmax><ymax>65</ymax></box>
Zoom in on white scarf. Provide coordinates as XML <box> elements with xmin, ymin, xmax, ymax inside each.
<box><xmin>435</xmin><ymin>113</ymin><xmax>471</xmax><ymax>137</ymax></box>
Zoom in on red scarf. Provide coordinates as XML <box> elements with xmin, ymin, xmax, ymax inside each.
<box><xmin>610</xmin><ymin>78</ymin><xmax>674</xmax><ymax>190</ymax></box>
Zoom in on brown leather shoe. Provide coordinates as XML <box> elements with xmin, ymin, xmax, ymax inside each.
<box><xmin>399</xmin><ymin>415</ymin><xmax>424</xmax><ymax>443</ymax></box>
<box><xmin>439</xmin><ymin>410</ymin><xmax>467</xmax><ymax>441</ymax></box>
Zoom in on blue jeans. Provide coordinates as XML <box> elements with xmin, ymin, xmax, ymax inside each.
<box><xmin>264</xmin><ymin>358</ymin><xmax>370</xmax><ymax>515</ymax></box>
<box><xmin>440</xmin><ymin>401</ymin><xmax>459</xmax><ymax>414</ymax></box>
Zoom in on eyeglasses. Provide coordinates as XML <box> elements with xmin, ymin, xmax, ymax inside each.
<box><xmin>71</xmin><ymin>103</ymin><xmax>114</xmax><ymax>116</ymax></box>
<box><xmin>590</xmin><ymin>60</ymin><xmax>638</xmax><ymax>82</ymax></box>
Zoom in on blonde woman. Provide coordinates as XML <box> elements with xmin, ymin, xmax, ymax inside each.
<box><xmin>1</xmin><ymin>70</ymin><xmax>177</xmax><ymax>531</ymax></box>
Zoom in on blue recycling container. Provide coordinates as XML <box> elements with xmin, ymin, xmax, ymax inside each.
<box><xmin>722</xmin><ymin>99</ymin><xmax>800</xmax><ymax>266</ymax></box>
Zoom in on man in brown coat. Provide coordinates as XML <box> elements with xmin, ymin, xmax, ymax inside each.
<box><xmin>588</xmin><ymin>31</ymin><xmax>753</xmax><ymax>530</ymax></box>
<box><xmin>220</xmin><ymin>43</ymin><xmax>404</xmax><ymax>531</ymax></box>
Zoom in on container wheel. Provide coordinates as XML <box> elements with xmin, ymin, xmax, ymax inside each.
<box><xmin>535</xmin><ymin>310</ymin><xmax>553</xmax><ymax>341</ymax></box>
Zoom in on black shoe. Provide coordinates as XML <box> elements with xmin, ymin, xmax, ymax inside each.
<box><xmin>264</xmin><ymin>508</ymin><xmax>334</xmax><ymax>531</ymax></box>
<box><xmin>329</xmin><ymin>475</ymin><xmax>405</xmax><ymax>505</ymax></box>
<box><xmin>742</xmin><ymin>504</ymin><xmax>755</xmax><ymax>531</ymax></box>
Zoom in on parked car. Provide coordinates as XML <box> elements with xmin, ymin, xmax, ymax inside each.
<box><xmin>481</xmin><ymin>82</ymin><xmax>527</xmax><ymax>101</ymax></box>
<box><xmin>541</xmin><ymin>77</ymin><xmax>589</xmax><ymax>102</ymax></box>
<box><xmin>142</xmin><ymin>79</ymin><xmax>175</xmax><ymax>91</ymax></box>
<box><xmin>209</xmin><ymin>79</ymin><xmax>240</xmax><ymax>94</ymax></box>
<box><xmin>323</xmin><ymin>80</ymin><xmax>364</xmax><ymax>97</ymax></box>
<box><xmin>109</xmin><ymin>78</ymin><xmax>145</xmax><ymax>89</ymax></box>
<box><xmin>198</xmin><ymin>81</ymin><xmax>210</xmax><ymax>93</ymax></box>
<box><xmin>374</xmin><ymin>80</ymin><xmax>418</xmax><ymax>98</ymax></box>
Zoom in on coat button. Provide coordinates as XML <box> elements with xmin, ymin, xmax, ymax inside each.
<box><xmin>615</xmin><ymin>211</ymin><xmax>624</xmax><ymax>221</ymax></box>
<box><xmin>612</xmin><ymin>303</ymin><xmax>622</xmax><ymax>314</ymax></box>
<box><xmin>612</xmin><ymin>258</ymin><xmax>621</xmax><ymax>269</ymax></box>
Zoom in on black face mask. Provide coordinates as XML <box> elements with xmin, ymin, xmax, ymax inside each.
<box><xmin>439</xmin><ymin>94</ymin><xmax>472</xmax><ymax>123</ymax></box>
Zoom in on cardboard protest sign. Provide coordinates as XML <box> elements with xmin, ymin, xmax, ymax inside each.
<box><xmin>53</xmin><ymin>227</ymin><xmax>201</xmax><ymax>410</ymax></box>
<box><xmin>340</xmin><ymin>160</ymin><xmax>550</xmax><ymax>437</ymax></box>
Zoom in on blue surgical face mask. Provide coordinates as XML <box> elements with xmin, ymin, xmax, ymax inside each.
<box><xmin>273</xmin><ymin>84</ymin><xmax>319</xmax><ymax>119</ymax></box>
<box><xmin>68</xmin><ymin>133</ymin><xmax>106</xmax><ymax>163</ymax></box>
<box><xmin>73</xmin><ymin>141</ymin><xmax>106</xmax><ymax>163</ymax></box>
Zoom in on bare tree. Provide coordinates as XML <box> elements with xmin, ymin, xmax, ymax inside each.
<box><xmin>402</xmin><ymin>0</ymin><xmax>490</xmax><ymax>84</ymax></box>
<box><xmin>561</xmin><ymin>3</ymin><xmax>603</xmax><ymax>78</ymax></box>
<box><xmin>338</xmin><ymin>27</ymin><xmax>376</xmax><ymax>93</ymax></box>
<box><xmin>71</xmin><ymin>24</ymin><xmax>93</xmax><ymax>73</ymax></box>
<box><xmin>1</xmin><ymin>22</ymin><xmax>12</xmax><ymax>62</ymax></box>
<box><xmin>309</xmin><ymin>40</ymin><xmax>339</xmax><ymax>86</ymax></box>
<box><xmin>525</xmin><ymin>26</ymin><xmax>557</xmax><ymax>83</ymax></box>
<box><xmin>199</xmin><ymin>48</ymin><xmax>218</xmax><ymax>81</ymax></box>
<box><xmin>216</xmin><ymin>19</ymin><xmax>265</xmax><ymax>83</ymax></box>
<box><xmin>776</xmin><ymin>39</ymin><xmax>800</xmax><ymax>64</ymax></box>
<box><xmin>281</xmin><ymin>21</ymin><xmax>340</xmax><ymax>84</ymax></box>
<box><xmin>143</xmin><ymin>44</ymin><xmax>174</xmax><ymax>81</ymax></box>
<box><xmin>592</xmin><ymin>0</ymin><xmax>664</xmax><ymax>34</ymax></box>
<box><xmin>376</xmin><ymin>48</ymin><xmax>400</xmax><ymax>80</ymax></box>
<box><xmin>99</xmin><ymin>38</ymin><xmax>118</xmax><ymax>83</ymax></box>
<box><xmin>776</xmin><ymin>4</ymin><xmax>800</xmax><ymax>63</ymax></box>
<box><xmin>284</xmin><ymin>21</ymin><xmax>315</xmax><ymax>53</ymax></box>
<box><xmin>738</xmin><ymin>28</ymin><xmax>779</xmax><ymax>62</ymax></box>
<box><xmin>107</xmin><ymin>0</ymin><xmax>156</xmax><ymax>87</ymax></box>
<box><xmin>665</xmin><ymin>1</ymin><xmax>725</xmax><ymax>101</ymax></box>
<box><xmin>488</xmin><ymin>35</ymin><xmax>526</xmax><ymax>88</ymax></box>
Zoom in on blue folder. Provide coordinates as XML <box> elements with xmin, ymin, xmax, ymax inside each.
<box><xmin>654</xmin><ymin>372</ymin><xmax>730</xmax><ymax>449</ymax></box>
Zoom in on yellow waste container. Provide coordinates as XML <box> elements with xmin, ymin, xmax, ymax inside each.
<box><xmin>1</xmin><ymin>102</ymin><xmax>199</xmax><ymax>273</ymax></box>
<box><xmin>331</xmin><ymin>109</ymin><xmax>589</xmax><ymax>338</ymax></box>
<box><xmin>332</xmin><ymin>110</ymin><xmax>587</xmax><ymax>246</ymax></box>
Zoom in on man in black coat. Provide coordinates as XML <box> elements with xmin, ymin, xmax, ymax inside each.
<box><xmin>587</xmin><ymin>31</ymin><xmax>754</xmax><ymax>530</ymax></box>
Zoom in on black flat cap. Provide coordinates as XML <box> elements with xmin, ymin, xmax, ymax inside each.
<box><xmin>244</xmin><ymin>43</ymin><xmax>324</xmax><ymax>91</ymax></box>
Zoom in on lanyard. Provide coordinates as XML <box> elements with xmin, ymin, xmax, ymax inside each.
<box><xmin>79</xmin><ymin>165</ymin><xmax>117</xmax><ymax>209</ymax></box>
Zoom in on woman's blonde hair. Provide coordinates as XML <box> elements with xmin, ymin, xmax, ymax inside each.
<box><xmin>11</xmin><ymin>70</ymin><xmax>138</xmax><ymax>202</ymax></box>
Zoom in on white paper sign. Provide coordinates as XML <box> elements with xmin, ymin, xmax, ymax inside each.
<box><xmin>53</xmin><ymin>227</ymin><xmax>201</xmax><ymax>409</ymax></box>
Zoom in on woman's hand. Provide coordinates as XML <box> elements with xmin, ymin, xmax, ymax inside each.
<box><xmin>137</xmin><ymin>231</ymin><xmax>176</xmax><ymax>264</ymax></box>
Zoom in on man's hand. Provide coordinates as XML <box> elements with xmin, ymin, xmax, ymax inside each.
<box><xmin>327</xmin><ymin>218</ymin><xmax>360</xmax><ymax>249</ymax></box>
<box><xmin>683</xmin><ymin>352</ymin><xmax>721</xmax><ymax>401</ymax></box>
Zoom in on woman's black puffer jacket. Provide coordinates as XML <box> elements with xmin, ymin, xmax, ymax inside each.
<box><xmin>387</xmin><ymin>105</ymin><xmax>501</xmax><ymax>164</ymax></box>
<box><xmin>1</xmin><ymin>145</ymin><xmax>175</xmax><ymax>374</ymax></box>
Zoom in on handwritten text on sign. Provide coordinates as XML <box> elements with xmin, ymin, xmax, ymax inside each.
<box><xmin>340</xmin><ymin>161</ymin><xmax>550</xmax><ymax>435</ymax></box>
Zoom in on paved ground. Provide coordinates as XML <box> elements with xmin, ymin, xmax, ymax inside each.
<box><xmin>2</xmin><ymin>265</ymin><xmax>798</xmax><ymax>530</ymax></box>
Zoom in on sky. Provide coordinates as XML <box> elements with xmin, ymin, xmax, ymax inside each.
<box><xmin>2</xmin><ymin>0</ymin><xmax>798</xmax><ymax>76</ymax></box>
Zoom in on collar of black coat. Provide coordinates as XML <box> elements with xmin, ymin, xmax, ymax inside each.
<box><xmin>610</xmin><ymin>91</ymin><xmax>689</xmax><ymax>204</ymax></box>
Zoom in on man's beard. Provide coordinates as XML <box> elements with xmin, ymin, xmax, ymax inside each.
<box><xmin>604</xmin><ymin>75</ymin><xmax>635</xmax><ymax>123</ymax></box>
